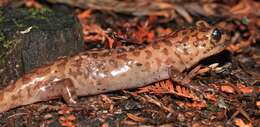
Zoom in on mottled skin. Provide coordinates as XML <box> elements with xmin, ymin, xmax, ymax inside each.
<box><xmin>0</xmin><ymin>21</ymin><xmax>230</xmax><ymax>113</ymax></box>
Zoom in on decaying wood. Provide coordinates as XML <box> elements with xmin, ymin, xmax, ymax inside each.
<box><xmin>0</xmin><ymin>7</ymin><xmax>83</xmax><ymax>86</ymax></box>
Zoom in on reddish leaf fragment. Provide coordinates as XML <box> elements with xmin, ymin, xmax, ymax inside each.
<box><xmin>157</xmin><ymin>27</ymin><xmax>172</xmax><ymax>36</ymax></box>
<box><xmin>131</xmin><ymin>20</ymin><xmax>155</xmax><ymax>43</ymax></box>
<box><xmin>234</xmin><ymin>118</ymin><xmax>253</xmax><ymax>127</ymax></box>
<box><xmin>25</xmin><ymin>0</ymin><xmax>43</xmax><ymax>9</ymax></box>
<box><xmin>77</xmin><ymin>9</ymin><xmax>92</xmax><ymax>20</ymax></box>
<box><xmin>127</xmin><ymin>113</ymin><xmax>145</xmax><ymax>122</ymax></box>
<box><xmin>101</xmin><ymin>123</ymin><xmax>109</xmax><ymax>127</ymax></box>
<box><xmin>238</xmin><ymin>84</ymin><xmax>253</xmax><ymax>94</ymax></box>
<box><xmin>176</xmin><ymin>101</ymin><xmax>207</xmax><ymax>110</ymax></box>
<box><xmin>230</xmin><ymin>0</ymin><xmax>254</xmax><ymax>16</ymax></box>
<box><xmin>221</xmin><ymin>85</ymin><xmax>235</xmax><ymax>93</ymax></box>
<box><xmin>137</xmin><ymin>80</ymin><xmax>200</xmax><ymax>101</ymax></box>
<box><xmin>256</xmin><ymin>101</ymin><xmax>260</xmax><ymax>108</ymax></box>
<box><xmin>82</xmin><ymin>24</ymin><xmax>115</xmax><ymax>48</ymax></box>
<box><xmin>205</xmin><ymin>93</ymin><xmax>217</xmax><ymax>102</ymax></box>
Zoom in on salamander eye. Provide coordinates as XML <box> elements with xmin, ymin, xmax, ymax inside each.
<box><xmin>211</xmin><ymin>28</ymin><xmax>222</xmax><ymax>42</ymax></box>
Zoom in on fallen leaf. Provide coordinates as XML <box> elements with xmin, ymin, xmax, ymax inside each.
<box><xmin>77</xmin><ymin>9</ymin><xmax>92</xmax><ymax>20</ymax></box>
<box><xmin>25</xmin><ymin>0</ymin><xmax>43</xmax><ymax>9</ymax></box>
<box><xmin>256</xmin><ymin>101</ymin><xmax>260</xmax><ymax>108</ymax></box>
<box><xmin>131</xmin><ymin>19</ymin><xmax>155</xmax><ymax>43</ymax></box>
<box><xmin>156</xmin><ymin>27</ymin><xmax>172</xmax><ymax>36</ymax></box>
<box><xmin>82</xmin><ymin>24</ymin><xmax>114</xmax><ymax>48</ymax></box>
<box><xmin>137</xmin><ymin>80</ymin><xmax>200</xmax><ymax>101</ymax></box>
<box><xmin>205</xmin><ymin>93</ymin><xmax>217</xmax><ymax>101</ymax></box>
<box><xmin>230</xmin><ymin>0</ymin><xmax>254</xmax><ymax>16</ymax></box>
<box><xmin>127</xmin><ymin>113</ymin><xmax>145</xmax><ymax>122</ymax></box>
<box><xmin>175</xmin><ymin>5</ymin><xmax>193</xmax><ymax>23</ymax></box>
<box><xmin>191</xmin><ymin>122</ymin><xmax>203</xmax><ymax>127</ymax></box>
<box><xmin>221</xmin><ymin>85</ymin><xmax>235</xmax><ymax>93</ymax></box>
<box><xmin>67</xmin><ymin>115</ymin><xmax>76</xmax><ymax>121</ymax></box>
<box><xmin>234</xmin><ymin>118</ymin><xmax>253</xmax><ymax>127</ymax></box>
<box><xmin>101</xmin><ymin>123</ymin><xmax>109</xmax><ymax>127</ymax></box>
<box><xmin>176</xmin><ymin>100</ymin><xmax>207</xmax><ymax>110</ymax></box>
<box><xmin>237</xmin><ymin>84</ymin><xmax>253</xmax><ymax>94</ymax></box>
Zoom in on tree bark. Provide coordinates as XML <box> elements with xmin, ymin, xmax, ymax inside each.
<box><xmin>0</xmin><ymin>7</ymin><xmax>84</xmax><ymax>86</ymax></box>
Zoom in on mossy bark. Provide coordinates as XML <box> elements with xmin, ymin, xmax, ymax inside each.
<box><xmin>0</xmin><ymin>7</ymin><xmax>84</xmax><ymax>86</ymax></box>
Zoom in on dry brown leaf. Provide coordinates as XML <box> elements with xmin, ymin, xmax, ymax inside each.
<box><xmin>234</xmin><ymin>118</ymin><xmax>253</xmax><ymax>127</ymax></box>
<box><xmin>121</xmin><ymin>120</ymin><xmax>137</xmax><ymax>126</ymax></box>
<box><xmin>191</xmin><ymin>122</ymin><xmax>203</xmax><ymax>127</ymax></box>
<box><xmin>221</xmin><ymin>85</ymin><xmax>235</xmax><ymax>93</ymax></box>
<box><xmin>101</xmin><ymin>123</ymin><xmax>109</xmax><ymax>127</ymax></box>
<box><xmin>127</xmin><ymin>113</ymin><xmax>145</xmax><ymax>122</ymax></box>
<box><xmin>25</xmin><ymin>0</ymin><xmax>43</xmax><ymax>8</ymax></box>
<box><xmin>147</xmin><ymin>15</ymin><xmax>158</xmax><ymax>25</ymax></box>
<box><xmin>132</xmin><ymin>21</ymin><xmax>155</xmax><ymax>43</ymax></box>
<box><xmin>58</xmin><ymin>105</ymin><xmax>76</xmax><ymax>127</ymax></box>
<box><xmin>101</xmin><ymin>95</ymin><xmax>113</xmax><ymax>104</ymax></box>
<box><xmin>230</xmin><ymin>0</ymin><xmax>254</xmax><ymax>16</ymax></box>
<box><xmin>0</xmin><ymin>0</ymin><xmax>9</xmax><ymax>6</ymax></box>
<box><xmin>256</xmin><ymin>101</ymin><xmax>260</xmax><ymax>108</ymax></box>
<box><xmin>202</xmin><ymin>3</ymin><xmax>217</xmax><ymax>16</ymax></box>
<box><xmin>136</xmin><ymin>80</ymin><xmax>174</xmax><ymax>94</ymax></box>
<box><xmin>227</xmin><ymin>39</ymin><xmax>253</xmax><ymax>53</ymax></box>
<box><xmin>137</xmin><ymin>80</ymin><xmax>200</xmax><ymax>101</ymax></box>
<box><xmin>77</xmin><ymin>9</ymin><xmax>92</xmax><ymax>20</ymax></box>
<box><xmin>82</xmin><ymin>24</ymin><xmax>114</xmax><ymax>48</ymax></box>
<box><xmin>144</xmin><ymin>95</ymin><xmax>173</xmax><ymax>112</ymax></box>
<box><xmin>176</xmin><ymin>101</ymin><xmax>207</xmax><ymax>110</ymax></box>
<box><xmin>156</xmin><ymin>27</ymin><xmax>172</xmax><ymax>36</ymax></box>
<box><xmin>67</xmin><ymin>115</ymin><xmax>76</xmax><ymax>121</ymax></box>
<box><xmin>175</xmin><ymin>5</ymin><xmax>193</xmax><ymax>23</ymax></box>
<box><xmin>205</xmin><ymin>93</ymin><xmax>217</xmax><ymax>102</ymax></box>
<box><xmin>61</xmin><ymin>121</ymin><xmax>75</xmax><ymax>127</ymax></box>
<box><xmin>237</xmin><ymin>84</ymin><xmax>253</xmax><ymax>94</ymax></box>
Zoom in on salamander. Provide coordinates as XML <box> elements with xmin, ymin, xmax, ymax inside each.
<box><xmin>0</xmin><ymin>21</ymin><xmax>230</xmax><ymax>113</ymax></box>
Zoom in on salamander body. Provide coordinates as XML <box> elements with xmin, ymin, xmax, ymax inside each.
<box><xmin>0</xmin><ymin>21</ymin><xmax>230</xmax><ymax>113</ymax></box>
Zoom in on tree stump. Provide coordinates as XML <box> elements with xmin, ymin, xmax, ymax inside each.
<box><xmin>0</xmin><ymin>7</ymin><xmax>84</xmax><ymax>86</ymax></box>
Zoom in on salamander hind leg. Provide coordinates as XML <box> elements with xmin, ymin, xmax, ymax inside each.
<box><xmin>36</xmin><ymin>78</ymin><xmax>78</xmax><ymax>105</ymax></box>
<box><xmin>60</xmin><ymin>79</ymin><xmax>78</xmax><ymax>105</ymax></box>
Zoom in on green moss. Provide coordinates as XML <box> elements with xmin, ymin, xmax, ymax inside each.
<box><xmin>32</xmin><ymin>25</ymin><xmax>39</xmax><ymax>30</ymax></box>
<box><xmin>0</xmin><ymin>7</ymin><xmax>53</xmax><ymax>68</ymax></box>
<box><xmin>0</xmin><ymin>32</ymin><xmax>15</xmax><ymax>49</ymax></box>
<box><xmin>13</xmin><ymin>19</ymin><xmax>26</xmax><ymax>28</ymax></box>
<box><xmin>206</xmin><ymin>102</ymin><xmax>221</xmax><ymax>112</ymax></box>
<box><xmin>0</xmin><ymin>10</ymin><xmax>4</xmax><ymax>23</ymax></box>
<box><xmin>0</xmin><ymin>54</ymin><xmax>5</xmax><ymax>65</ymax></box>
<box><xmin>0</xmin><ymin>37</ymin><xmax>18</xmax><ymax>66</ymax></box>
<box><xmin>241</xmin><ymin>17</ymin><xmax>249</xmax><ymax>25</ymax></box>
<box><xmin>29</xmin><ymin>7</ymin><xmax>52</xmax><ymax>19</ymax></box>
<box><xmin>0</xmin><ymin>32</ymin><xmax>5</xmax><ymax>42</ymax></box>
<box><xmin>3</xmin><ymin>40</ymin><xmax>15</xmax><ymax>49</ymax></box>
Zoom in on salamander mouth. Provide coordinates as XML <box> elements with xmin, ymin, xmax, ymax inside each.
<box><xmin>208</xmin><ymin>44</ymin><xmax>227</xmax><ymax>60</ymax></box>
<box><xmin>210</xmin><ymin>32</ymin><xmax>230</xmax><ymax>57</ymax></box>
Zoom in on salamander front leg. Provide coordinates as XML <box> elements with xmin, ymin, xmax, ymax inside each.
<box><xmin>168</xmin><ymin>65</ymin><xmax>204</xmax><ymax>84</ymax></box>
<box><xmin>168</xmin><ymin>65</ymin><xmax>204</xmax><ymax>96</ymax></box>
<box><xmin>168</xmin><ymin>66</ymin><xmax>191</xmax><ymax>85</ymax></box>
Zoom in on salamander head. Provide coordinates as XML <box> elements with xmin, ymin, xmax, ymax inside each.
<box><xmin>173</xmin><ymin>20</ymin><xmax>230</xmax><ymax>69</ymax></box>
